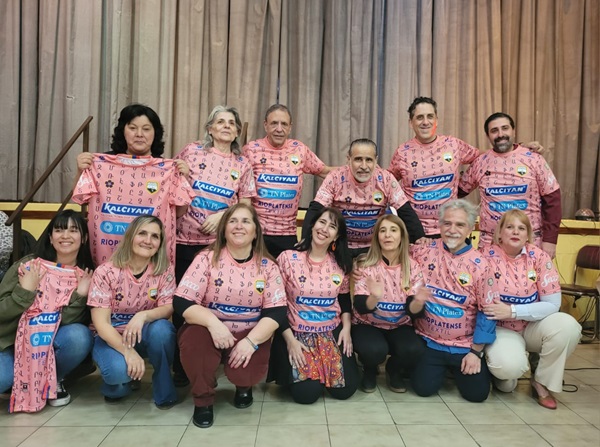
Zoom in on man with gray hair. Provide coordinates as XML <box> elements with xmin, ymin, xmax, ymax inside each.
<box><xmin>408</xmin><ymin>199</ymin><xmax>497</xmax><ymax>402</ymax></box>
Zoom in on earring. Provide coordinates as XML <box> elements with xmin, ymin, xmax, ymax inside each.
<box><xmin>331</xmin><ymin>241</ymin><xmax>337</xmax><ymax>251</ymax></box>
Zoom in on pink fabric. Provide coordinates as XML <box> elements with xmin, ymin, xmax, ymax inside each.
<box><xmin>388</xmin><ymin>136</ymin><xmax>479</xmax><ymax>235</ymax></box>
<box><xmin>10</xmin><ymin>260</ymin><xmax>81</xmax><ymax>413</ymax></box>
<box><xmin>174</xmin><ymin>143</ymin><xmax>256</xmax><ymax>246</ymax></box>
<box><xmin>72</xmin><ymin>154</ymin><xmax>195</xmax><ymax>265</ymax></box>
<box><xmin>410</xmin><ymin>241</ymin><xmax>495</xmax><ymax>348</ymax></box>
<box><xmin>243</xmin><ymin>137</ymin><xmax>325</xmax><ymax>236</ymax></box>
<box><xmin>277</xmin><ymin>250</ymin><xmax>349</xmax><ymax>333</ymax></box>
<box><xmin>352</xmin><ymin>258</ymin><xmax>424</xmax><ymax>329</ymax></box>
<box><xmin>175</xmin><ymin>248</ymin><xmax>286</xmax><ymax>333</ymax></box>
<box><xmin>481</xmin><ymin>243</ymin><xmax>561</xmax><ymax>332</ymax></box>
<box><xmin>87</xmin><ymin>262</ymin><xmax>176</xmax><ymax>334</ymax></box>
<box><xmin>459</xmin><ymin>145</ymin><xmax>560</xmax><ymax>247</ymax></box>
<box><xmin>314</xmin><ymin>165</ymin><xmax>409</xmax><ymax>248</ymax></box>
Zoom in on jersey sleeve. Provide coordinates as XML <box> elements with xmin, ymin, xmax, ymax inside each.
<box><xmin>168</xmin><ymin>161</ymin><xmax>196</xmax><ymax>206</ymax></box>
<box><xmin>302</xmin><ymin>147</ymin><xmax>326</xmax><ymax>176</ymax></box>
<box><xmin>534</xmin><ymin>155</ymin><xmax>560</xmax><ymax>196</ymax></box>
<box><xmin>262</xmin><ymin>261</ymin><xmax>287</xmax><ymax>309</ymax></box>
<box><xmin>174</xmin><ymin>252</ymin><xmax>211</xmax><ymax>305</ymax></box>
<box><xmin>383</xmin><ymin>170</ymin><xmax>409</xmax><ymax>209</ymax></box>
<box><xmin>72</xmin><ymin>168</ymin><xmax>98</xmax><ymax>204</ymax></box>
<box><xmin>535</xmin><ymin>251</ymin><xmax>561</xmax><ymax>296</ymax></box>
<box><xmin>156</xmin><ymin>265</ymin><xmax>177</xmax><ymax>306</ymax></box>
<box><xmin>313</xmin><ymin>171</ymin><xmax>338</xmax><ymax>206</ymax></box>
<box><xmin>388</xmin><ymin>146</ymin><xmax>403</xmax><ymax>179</ymax></box>
<box><xmin>458</xmin><ymin>139</ymin><xmax>480</xmax><ymax>164</ymax></box>
<box><xmin>238</xmin><ymin>162</ymin><xmax>257</xmax><ymax>199</ymax></box>
<box><xmin>87</xmin><ymin>265</ymin><xmax>114</xmax><ymax>308</ymax></box>
<box><xmin>407</xmin><ymin>259</ymin><xmax>425</xmax><ymax>295</ymax></box>
<box><xmin>458</xmin><ymin>157</ymin><xmax>481</xmax><ymax>194</ymax></box>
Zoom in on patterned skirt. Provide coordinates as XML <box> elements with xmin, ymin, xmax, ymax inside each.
<box><xmin>291</xmin><ymin>331</ymin><xmax>345</xmax><ymax>388</ymax></box>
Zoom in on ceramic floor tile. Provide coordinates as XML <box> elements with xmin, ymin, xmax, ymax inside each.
<box><xmin>43</xmin><ymin>396</ymin><xmax>134</xmax><ymax>426</ymax></box>
<box><xmin>255</xmin><ymin>425</ymin><xmax>330</xmax><ymax>447</ymax></box>
<box><xmin>555</xmin><ymin>384</ymin><xmax>600</xmax><ymax>403</ymax></box>
<box><xmin>531</xmin><ymin>424</ymin><xmax>600</xmax><ymax>447</ymax></box>
<box><xmin>329</xmin><ymin>424</ymin><xmax>405</xmax><ymax>447</ymax></box>
<box><xmin>99</xmin><ymin>425</ymin><xmax>186</xmax><ymax>447</ymax></box>
<box><xmin>0</xmin><ymin>426</ymin><xmax>38</xmax><ymax>447</ymax></box>
<box><xmin>259</xmin><ymin>382</ymin><xmax>296</xmax><ymax>402</ymax></box>
<box><xmin>387</xmin><ymin>402</ymin><xmax>460</xmax><ymax>425</ymax></box>
<box><xmin>0</xmin><ymin>405</ymin><xmax>64</xmax><ymax>427</ymax></box>
<box><xmin>564</xmin><ymin>369</ymin><xmax>600</xmax><ymax>386</ymax></box>
<box><xmin>492</xmin><ymin>382</ymin><xmax>539</xmax><ymax>404</ymax></box>
<box><xmin>563</xmin><ymin>402</ymin><xmax>600</xmax><ymax>426</ymax></box>
<box><xmin>325</xmin><ymin>401</ymin><xmax>394</xmax><ymax>425</ymax></box>
<box><xmin>446</xmin><ymin>402</ymin><xmax>524</xmax><ymax>425</ymax></box>
<box><xmin>397</xmin><ymin>424</ymin><xmax>478</xmax><ymax>447</ymax></box>
<box><xmin>260</xmin><ymin>401</ymin><xmax>326</xmax><ymax>425</ymax></box>
<box><xmin>324</xmin><ymin>387</ymin><xmax>384</xmax><ymax>402</ymax></box>
<box><xmin>211</xmin><ymin>400</ymin><xmax>263</xmax><ymax>426</ymax></box>
<box><xmin>565</xmin><ymin>353</ymin><xmax>599</xmax><ymax>369</ymax></box>
<box><xmin>178</xmin><ymin>425</ymin><xmax>258</xmax><ymax>447</ymax></box>
<box><xmin>18</xmin><ymin>425</ymin><xmax>113</xmax><ymax>447</ymax></box>
<box><xmin>117</xmin><ymin>399</ymin><xmax>192</xmax><ymax>426</ymax></box>
<box><xmin>437</xmin><ymin>381</ymin><xmax>500</xmax><ymax>403</ymax></box>
<box><xmin>506</xmin><ymin>402</ymin><xmax>589</xmax><ymax>425</ymax></box>
<box><xmin>379</xmin><ymin>385</ymin><xmax>443</xmax><ymax>403</ymax></box>
<box><xmin>464</xmin><ymin>424</ymin><xmax>551</xmax><ymax>447</ymax></box>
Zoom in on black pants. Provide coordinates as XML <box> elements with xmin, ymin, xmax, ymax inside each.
<box><xmin>264</xmin><ymin>235</ymin><xmax>298</xmax><ymax>259</ymax></box>
<box><xmin>411</xmin><ymin>346</ymin><xmax>491</xmax><ymax>402</ymax></box>
<box><xmin>352</xmin><ymin>324</ymin><xmax>425</xmax><ymax>375</ymax></box>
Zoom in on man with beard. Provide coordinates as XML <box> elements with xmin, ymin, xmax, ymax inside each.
<box><xmin>459</xmin><ymin>113</ymin><xmax>561</xmax><ymax>258</ymax></box>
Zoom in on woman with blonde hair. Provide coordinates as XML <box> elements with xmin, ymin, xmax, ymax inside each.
<box><xmin>352</xmin><ymin>214</ymin><xmax>429</xmax><ymax>393</ymax></box>
<box><xmin>482</xmin><ymin>209</ymin><xmax>581</xmax><ymax>409</ymax></box>
<box><xmin>88</xmin><ymin>215</ymin><xmax>177</xmax><ymax>408</ymax></box>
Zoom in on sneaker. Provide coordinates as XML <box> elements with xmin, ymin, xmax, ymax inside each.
<box><xmin>48</xmin><ymin>381</ymin><xmax>71</xmax><ymax>407</ymax></box>
<box><xmin>104</xmin><ymin>395</ymin><xmax>124</xmax><ymax>404</ymax></box>
<box><xmin>493</xmin><ymin>377</ymin><xmax>518</xmax><ymax>393</ymax></box>
<box><xmin>360</xmin><ymin>367</ymin><xmax>377</xmax><ymax>393</ymax></box>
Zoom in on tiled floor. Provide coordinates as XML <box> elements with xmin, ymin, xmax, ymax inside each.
<box><xmin>1</xmin><ymin>343</ymin><xmax>598</xmax><ymax>447</ymax></box>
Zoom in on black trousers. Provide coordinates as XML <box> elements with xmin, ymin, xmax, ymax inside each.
<box><xmin>263</xmin><ymin>235</ymin><xmax>298</xmax><ymax>259</ymax></box>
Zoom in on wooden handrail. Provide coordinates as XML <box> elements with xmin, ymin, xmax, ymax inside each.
<box><xmin>6</xmin><ymin>116</ymin><xmax>93</xmax><ymax>258</ymax></box>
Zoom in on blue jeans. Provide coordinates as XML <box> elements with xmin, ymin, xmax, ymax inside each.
<box><xmin>92</xmin><ymin>319</ymin><xmax>176</xmax><ymax>405</ymax></box>
<box><xmin>0</xmin><ymin>323</ymin><xmax>93</xmax><ymax>393</ymax></box>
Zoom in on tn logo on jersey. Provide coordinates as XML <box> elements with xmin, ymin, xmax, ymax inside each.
<box><xmin>255</xmin><ymin>279</ymin><xmax>265</xmax><ymax>294</ymax></box>
<box><xmin>528</xmin><ymin>270</ymin><xmax>537</xmax><ymax>281</ymax></box>
<box><xmin>230</xmin><ymin>170</ymin><xmax>240</xmax><ymax>181</ymax></box>
<box><xmin>290</xmin><ymin>154</ymin><xmax>300</xmax><ymax>166</ymax></box>
<box><xmin>516</xmin><ymin>166</ymin><xmax>527</xmax><ymax>176</ymax></box>
<box><xmin>146</xmin><ymin>181</ymin><xmax>159</xmax><ymax>194</ymax></box>
<box><xmin>458</xmin><ymin>272</ymin><xmax>471</xmax><ymax>286</ymax></box>
<box><xmin>148</xmin><ymin>288</ymin><xmax>158</xmax><ymax>300</ymax></box>
<box><xmin>443</xmin><ymin>152</ymin><xmax>453</xmax><ymax>163</ymax></box>
<box><xmin>331</xmin><ymin>274</ymin><xmax>342</xmax><ymax>286</ymax></box>
<box><xmin>373</xmin><ymin>191</ymin><xmax>384</xmax><ymax>203</ymax></box>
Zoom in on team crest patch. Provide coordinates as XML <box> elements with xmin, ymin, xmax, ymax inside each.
<box><xmin>443</xmin><ymin>152</ymin><xmax>453</xmax><ymax>163</ymax></box>
<box><xmin>146</xmin><ymin>181</ymin><xmax>159</xmax><ymax>194</ymax></box>
<box><xmin>290</xmin><ymin>154</ymin><xmax>300</xmax><ymax>165</ymax></box>
<box><xmin>516</xmin><ymin>166</ymin><xmax>527</xmax><ymax>176</ymax></box>
<box><xmin>255</xmin><ymin>279</ymin><xmax>265</xmax><ymax>294</ymax></box>
<box><xmin>373</xmin><ymin>191</ymin><xmax>384</xmax><ymax>203</ymax></box>
<box><xmin>487</xmin><ymin>278</ymin><xmax>494</xmax><ymax>286</ymax></box>
<box><xmin>331</xmin><ymin>274</ymin><xmax>342</xmax><ymax>286</ymax></box>
<box><xmin>546</xmin><ymin>262</ymin><xmax>553</xmax><ymax>270</ymax></box>
<box><xmin>458</xmin><ymin>272</ymin><xmax>471</xmax><ymax>285</ymax></box>
<box><xmin>527</xmin><ymin>270</ymin><xmax>537</xmax><ymax>281</ymax></box>
<box><xmin>148</xmin><ymin>288</ymin><xmax>158</xmax><ymax>300</ymax></box>
<box><xmin>230</xmin><ymin>170</ymin><xmax>240</xmax><ymax>180</ymax></box>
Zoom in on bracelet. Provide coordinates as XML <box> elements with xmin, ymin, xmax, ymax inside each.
<box><xmin>245</xmin><ymin>336</ymin><xmax>259</xmax><ymax>351</ymax></box>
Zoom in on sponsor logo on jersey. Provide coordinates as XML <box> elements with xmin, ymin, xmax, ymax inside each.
<box><xmin>208</xmin><ymin>302</ymin><xmax>261</xmax><ymax>314</ymax></box>
<box><xmin>101</xmin><ymin>203</ymin><xmax>154</xmax><ymax>216</ymax></box>
<box><xmin>412</xmin><ymin>174</ymin><xmax>454</xmax><ymax>188</ymax></box>
<box><xmin>499</xmin><ymin>291</ymin><xmax>538</xmax><ymax>304</ymax></box>
<box><xmin>29</xmin><ymin>312</ymin><xmax>60</xmax><ymax>326</ymax></box>
<box><xmin>372</xmin><ymin>313</ymin><xmax>403</xmax><ymax>323</ymax></box>
<box><xmin>345</xmin><ymin>219</ymin><xmax>378</xmax><ymax>229</ymax></box>
<box><xmin>428</xmin><ymin>285</ymin><xmax>467</xmax><ymax>304</ymax></box>
<box><xmin>298</xmin><ymin>310</ymin><xmax>337</xmax><ymax>322</ymax></box>
<box><xmin>192</xmin><ymin>181</ymin><xmax>235</xmax><ymax>198</ymax></box>
<box><xmin>296</xmin><ymin>297</ymin><xmax>336</xmax><ymax>307</ymax></box>
<box><xmin>100</xmin><ymin>221</ymin><xmax>129</xmax><ymax>235</ymax></box>
<box><xmin>341</xmin><ymin>209</ymin><xmax>380</xmax><ymax>218</ymax></box>
<box><xmin>100</xmin><ymin>238</ymin><xmax>120</xmax><ymax>247</ymax></box>
<box><xmin>484</xmin><ymin>185</ymin><xmax>528</xmax><ymax>196</ymax></box>
<box><xmin>191</xmin><ymin>196</ymin><xmax>229</xmax><ymax>212</ymax></box>
<box><xmin>376</xmin><ymin>302</ymin><xmax>405</xmax><ymax>312</ymax></box>
<box><xmin>413</xmin><ymin>189</ymin><xmax>452</xmax><ymax>201</ymax></box>
<box><xmin>256</xmin><ymin>173</ymin><xmax>299</xmax><ymax>184</ymax></box>
<box><xmin>146</xmin><ymin>181</ymin><xmax>159</xmax><ymax>194</ymax></box>
<box><xmin>257</xmin><ymin>188</ymin><xmax>297</xmax><ymax>200</ymax></box>
<box><xmin>111</xmin><ymin>313</ymin><xmax>135</xmax><ymax>326</ymax></box>
<box><xmin>489</xmin><ymin>200</ymin><xmax>528</xmax><ymax>212</ymax></box>
<box><xmin>30</xmin><ymin>332</ymin><xmax>54</xmax><ymax>347</ymax></box>
<box><xmin>425</xmin><ymin>302</ymin><xmax>464</xmax><ymax>318</ymax></box>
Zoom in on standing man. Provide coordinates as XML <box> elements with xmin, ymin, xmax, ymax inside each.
<box><xmin>243</xmin><ymin>104</ymin><xmax>331</xmax><ymax>258</ymax></box>
<box><xmin>409</xmin><ymin>199</ymin><xmax>496</xmax><ymax>402</ymax></box>
<box><xmin>302</xmin><ymin>139</ymin><xmax>424</xmax><ymax>257</ymax></box>
<box><xmin>458</xmin><ymin>112</ymin><xmax>561</xmax><ymax>258</ymax></box>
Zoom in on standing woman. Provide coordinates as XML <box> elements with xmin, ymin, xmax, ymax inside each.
<box><xmin>482</xmin><ymin>210</ymin><xmax>581</xmax><ymax>409</ymax></box>
<box><xmin>174</xmin><ymin>203</ymin><xmax>287</xmax><ymax>428</ymax></box>
<box><xmin>268</xmin><ymin>207</ymin><xmax>359</xmax><ymax>404</ymax></box>
<box><xmin>352</xmin><ymin>215</ymin><xmax>429</xmax><ymax>393</ymax></box>
<box><xmin>88</xmin><ymin>215</ymin><xmax>178</xmax><ymax>409</ymax></box>
<box><xmin>172</xmin><ymin>105</ymin><xmax>256</xmax><ymax>385</ymax></box>
<box><xmin>0</xmin><ymin>210</ymin><xmax>94</xmax><ymax>412</ymax></box>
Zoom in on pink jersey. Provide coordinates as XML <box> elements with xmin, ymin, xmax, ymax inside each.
<box><xmin>72</xmin><ymin>154</ymin><xmax>195</xmax><ymax>265</ymax></box>
<box><xmin>175</xmin><ymin>143</ymin><xmax>256</xmax><ymax>246</ymax></box>
<box><xmin>175</xmin><ymin>248</ymin><xmax>286</xmax><ymax>333</ymax></box>
<box><xmin>410</xmin><ymin>241</ymin><xmax>495</xmax><ymax>348</ymax></box>
<box><xmin>87</xmin><ymin>262</ymin><xmax>176</xmax><ymax>334</ymax></box>
<box><xmin>459</xmin><ymin>145</ymin><xmax>559</xmax><ymax>247</ymax></box>
<box><xmin>314</xmin><ymin>165</ymin><xmax>409</xmax><ymax>248</ymax></box>
<box><xmin>388</xmin><ymin>136</ymin><xmax>479</xmax><ymax>235</ymax></box>
<box><xmin>352</xmin><ymin>258</ymin><xmax>425</xmax><ymax>330</ymax></box>
<box><xmin>482</xmin><ymin>243</ymin><xmax>561</xmax><ymax>332</ymax></box>
<box><xmin>277</xmin><ymin>250</ymin><xmax>349</xmax><ymax>333</ymax></box>
<box><xmin>10</xmin><ymin>260</ymin><xmax>82</xmax><ymax>413</ymax></box>
<box><xmin>243</xmin><ymin>137</ymin><xmax>325</xmax><ymax>236</ymax></box>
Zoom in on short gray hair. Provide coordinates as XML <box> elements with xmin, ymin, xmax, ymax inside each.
<box><xmin>438</xmin><ymin>199</ymin><xmax>478</xmax><ymax>228</ymax></box>
<box><xmin>203</xmin><ymin>105</ymin><xmax>243</xmax><ymax>155</ymax></box>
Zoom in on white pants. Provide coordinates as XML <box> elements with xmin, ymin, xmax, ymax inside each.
<box><xmin>485</xmin><ymin>312</ymin><xmax>581</xmax><ymax>393</ymax></box>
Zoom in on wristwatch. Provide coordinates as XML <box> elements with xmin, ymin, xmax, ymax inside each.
<box><xmin>469</xmin><ymin>348</ymin><xmax>484</xmax><ymax>359</ymax></box>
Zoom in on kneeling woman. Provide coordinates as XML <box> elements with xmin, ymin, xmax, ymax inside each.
<box><xmin>174</xmin><ymin>203</ymin><xmax>286</xmax><ymax>428</ymax></box>
<box><xmin>352</xmin><ymin>215</ymin><xmax>429</xmax><ymax>393</ymax></box>
<box><xmin>88</xmin><ymin>215</ymin><xmax>177</xmax><ymax>408</ymax></box>
<box><xmin>482</xmin><ymin>210</ymin><xmax>581</xmax><ymax>409</ymax></box>
<box><xmin>0</xmin><ymin>210</ymin><xmax>94</xmax><ymax>412</ymax></box>
<box><xmin>269</xmin><ymin>207</ymin><xmax>359</xmax><ymax>404</ymax></box>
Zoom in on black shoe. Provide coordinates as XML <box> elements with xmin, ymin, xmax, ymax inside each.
<box><xmin>361</xmin><ymin>367</ymin><xmax>377</xmax><ymax>393</ymax></box>
<box><xmin>233</xmin><ymin>387</ymin><xmax>253</xmax><ymax>409</ymax></box>
<box><xmin>48</xmin><ymin>381</ymin><xmax>71</xmax><ymax>407</ymax></box>
<box><xmin>193</xmin><ymin>405</ymin><xmax>214</xmax><ymax>428</ymax></box>
<box><xmin>386</xmin><ymin>370</ymin><xmax>407</xmax><ymax>393</ymax></box>
<box><xmin>155</xmin><ymin>400</ymin><xmax>177</xmax><ymax>410</ymax></box>
<box><xmin>173</xmin><ymin>371</ymin><xmax>190</xmax><ymax>388</ymax></box>
<box><xmin>104</xmin><ymin>395</ymin><xmax>124</xmax><ymax>405</ymax></box>
<box><xmin>130</xmin><ymin>379</ymin><xmax>142</xmax><ymax>391</ymax></box>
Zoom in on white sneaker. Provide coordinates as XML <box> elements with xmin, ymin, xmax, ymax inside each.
<box><xmin>48</xmin><ymin>381</ymin><xmax>71</xmax><ymax>407</ymax></box>
<box><xmin>493</xmin><ymin>377</ymin><xmax>518</xmax><ymax>393</ymax></box>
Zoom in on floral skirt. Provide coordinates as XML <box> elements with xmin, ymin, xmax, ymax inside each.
<box><xmin>291</xmin><ymin>331</ymin><xmax>345</xmax><ymax>388</ymax></box>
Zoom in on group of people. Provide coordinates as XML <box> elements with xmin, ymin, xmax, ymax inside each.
<box><xmin>0</xmin><ymin>97</ymin><xmax>582</xmax><ymax>429</ymax></box>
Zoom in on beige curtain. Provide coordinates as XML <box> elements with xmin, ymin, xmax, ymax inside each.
<box><xmin>0</xmin><ymin>0</ymin><xmax>598</xmax><ymax>217</ymax></box>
